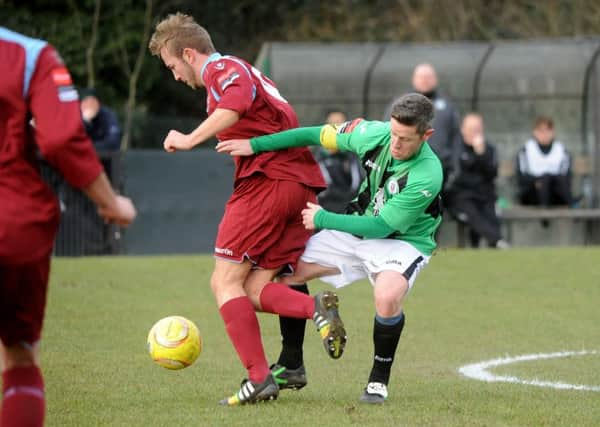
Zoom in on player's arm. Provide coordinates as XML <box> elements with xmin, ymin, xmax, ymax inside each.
<box><xmin>164</xmin><ymin>108</ymin><xmax>239</xmax><ymax>152</ymax></box>
<box><xmin>215</xmin><ymin>121</ymin><xmax>364</xmax><ymax>156</ymax></box>
<box><xmin>29</xmin><ymin>45</ymin><xmax>136</xmax><ymax>226</ymax></box>
<box><xmin>310</xmin><ymin>207</ymin><xmax>397</xmax><ymax>239</ymax></box>
<box><xmin>164</xmin><ymin>59</ymin><xmax>260</xmax><ymax>152</ymax></box>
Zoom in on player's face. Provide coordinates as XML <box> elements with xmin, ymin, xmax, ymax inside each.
<box><xmin>533</xmin><ymin>124</ymin><xmax>555</xmax><ymax>146</ymax></box>
<box><xmin>160</xmin><ymin>47</ymin><xmax>199</xmax><ymax>89</ymax></box>
<box><xmin>461</xmin><ymin>115</ymin><xmax>484</xmax><ymax>145</ymax></box>
<box><xmin>389</xmin><ymin>118</ymin><xmax>433</xmax><ymax>160</ymax></box>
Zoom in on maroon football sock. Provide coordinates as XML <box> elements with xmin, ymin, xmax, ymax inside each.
<box><xmin>259</xmin><ymin>282</ymin><xmax>314</xmax><ymax>319</ymax></box>
<box><xmin>1</xmin><ymin>365</ymin><xmax>45</xmax><ymax>427</ymax></box>
<box><xmin>219</xmin><ymin>296</ymin><xmax>270</xmax><ymax>384</ymax></box>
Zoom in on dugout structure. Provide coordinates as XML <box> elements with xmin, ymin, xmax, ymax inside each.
<box><xmin>256</xmin><ymin>38</ymin><xmax>600</xmax><ymax>209</ymax></box>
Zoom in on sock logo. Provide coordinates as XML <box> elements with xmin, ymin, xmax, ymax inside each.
<box><xmin>374</xmin><ymin>355</ymin><xmax>393</xmax><ymax>363</ymax></box>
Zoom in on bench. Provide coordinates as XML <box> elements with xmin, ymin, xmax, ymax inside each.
<box><xmin>499</xmin><ymin>206</ymin><xmax>600</xmax><ymax>245</ymax></box>
<box><xmin>454</xmin><ymin>155</ymin><xmax>600</xmax><ymax>247</ymax></box>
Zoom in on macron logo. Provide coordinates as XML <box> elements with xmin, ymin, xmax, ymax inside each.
<box><xmin>215</xmin><ymin>247</ymin><xmax>234</xmax><ymax>256</ymax></box>
<box><xmin>420</xmin><ymin>189</ymin><xmax>432</xmax><ymax>198</ymax></box>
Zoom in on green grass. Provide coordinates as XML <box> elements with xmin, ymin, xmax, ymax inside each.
<box><xmin>38</xmin><ymin>248</ymin><xmax>600</xmax><ymax>426</ymax></box>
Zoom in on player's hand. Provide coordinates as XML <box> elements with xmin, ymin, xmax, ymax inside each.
<box><xmin>215</xmin><ymin>139</ymin><xmax>254</xmax><ymax>156</ymax></box>
<box><xmin>301</xmin><ymin>202</ymin><xmax>323</xmax><ymax>230</ymax></box>
<box><xmin>98</xmin><ymin>195</ymin><xmax>137</xmax><ymax>227</ymax></box>
<box><xmin>163</xmin><ymin>130</ymin><xmax>194</xmax><ymax>152</ymax></box>
<box><xmin>472</xmin><ymin>134</ymin><xmax>486</xmax><ymax>155</ymax></box>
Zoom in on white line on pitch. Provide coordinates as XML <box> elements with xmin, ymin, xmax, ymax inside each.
<box><xmin>458</xmin><ymin>350</ymin><xmax>600</xmax><ymax>392</ymax></box>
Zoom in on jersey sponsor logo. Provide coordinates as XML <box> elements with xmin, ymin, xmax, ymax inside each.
<box><xmin>364</xmin><ymin>159</ymin><xmax>381</xmax><ymax>172</ymax></box>
<box><xmin>215</xmin><ymin>247</ymin><xmax>234</xmax><ymax>256</ymax></box>
<box><xmin>51</xmin><ymin>67</ymin><xmax>72</xmax><ymax>86</ymax></box>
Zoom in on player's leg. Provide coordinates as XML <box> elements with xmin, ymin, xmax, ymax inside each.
<box><xmin>211</xmin><ymin>259</ymin><xmax>277</xmax><ymax>405</ymax></box>
<box><xmin>243</xmin><ymin>262</ymin><xmax>347</xmax><ymax>359</ymax></box>
<box><xmin>0</xmin><ymin>260</ymin><xmax>49</xmax><ymax>427</ymax></box>
<box><xmin>242</xmin><ymin>261</ymin><xmax>342</xmax><ymax>390</ymax></box>
<box><xmin>354</xmin><ymin>239</ymin><xmax>429</xmax><ymax>404</ymax></box>
<box><xmin>360</xmin><ymin>270</ymin><xmax>409</xmax><ymax>404</ymax></box>
<box><xmin>268</xmin><ymin>229</ymin><xmax>366</xmax><ymax>389</ymax></box>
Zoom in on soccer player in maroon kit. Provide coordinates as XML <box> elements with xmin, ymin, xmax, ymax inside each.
<box><xmin>0</xmin><ymin>27</ymin><xmax>136</xmax><ymax>426</ymax></box>
<box><xmin>149</xmin><ymin>13</ymin><xmax>346</xmax><ymax>405</ymax></box>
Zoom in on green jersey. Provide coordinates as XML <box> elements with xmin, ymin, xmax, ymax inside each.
<box><xmin>250</xmin><ymin>119</ymin><xmax>443</xmax><ymax>255</ymax></box>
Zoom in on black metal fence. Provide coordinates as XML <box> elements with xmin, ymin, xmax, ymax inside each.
<box><xmin>40</xmin><ymin>152</ymin><xmax>124</xmax><ymax>256</ymax></box>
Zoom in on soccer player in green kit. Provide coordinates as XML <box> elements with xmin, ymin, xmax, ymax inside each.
<box><xmin>217</xmin><ymin>93</ymin><xmax>443</xmax><ymax>404</ymax></box>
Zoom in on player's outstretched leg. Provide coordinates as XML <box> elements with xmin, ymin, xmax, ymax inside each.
<box><xmin>360</xmin><ymin>312</ymin><xmax>405</xmax><ymax>404</ymax></box>
<box><xmin>258</xmin><ymin>283</ymin><xmax>347</xmax><ymax>360</ymax></box>
<box><xmin>313</xmin><ymin>291</ymin><xmax>347</xmax><ymax>359</ymax></box>
<box><xmin>219</xmin><ymin>374</ymin><xmax>279</xmax><ymax>406</ymax></box>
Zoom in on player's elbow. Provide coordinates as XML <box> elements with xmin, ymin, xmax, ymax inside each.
<box><xmin>38</xmin><ymin>129</ymin><xmax>91</xmax><ymax>159</ymax></box>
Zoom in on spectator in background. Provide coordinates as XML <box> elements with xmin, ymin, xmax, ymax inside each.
<box><xmin>516</xmin><ymin>116</ymin><xmax>573</xmax><ymax>207</ymax></box>
<box><xmin>383</xmin><ymin>63</ymin><xmax>462</xmax><ymax>192</ymax></box>
<box><xmin>80</xmin><ymin>88</ymin><xmax>122</xmax><ymax>153</ymax></box>
<box><xmin>312</xmin><ymin>110</ymin><xmax>363</xmax><ymax>213</ymax></box>
<box><xmin>80</xmin><ymin>88</ymin><xmax>122</xmax><ymax>187</ymax></box>
<box><xmin>447</xmin><ymin>113</ymin><xmax>507</xmax><ymax>248</ymax></box>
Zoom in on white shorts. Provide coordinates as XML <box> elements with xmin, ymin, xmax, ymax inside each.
<box><xmin>300</xmin><ymin>230</ymin><xmax>430</xmax><ymax>289</ymax></box>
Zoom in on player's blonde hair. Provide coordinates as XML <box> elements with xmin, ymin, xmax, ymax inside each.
<box><xmin>149</xmin><ymin>13</ymin><xmax>215</xmax><ymax>58</ymax></box>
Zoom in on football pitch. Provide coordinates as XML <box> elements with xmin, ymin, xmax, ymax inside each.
<box><xmin>42</xmin><ymin>248</ymin><xmax>600</xmax><ymax>426</ymax></box>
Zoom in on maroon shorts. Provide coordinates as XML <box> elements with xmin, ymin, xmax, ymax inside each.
<box><xmin>0</xmin><ymin>258</ymin><xmax>50</xmax><ymax>347</ymax></box>
<box><xmin>215</xmin><ymin>175</ymin><xmax>317</xmax><ymax>270</ymax></box>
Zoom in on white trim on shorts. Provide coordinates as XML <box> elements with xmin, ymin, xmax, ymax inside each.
<box><xmin>300</xmin><ymin>230</ymin><xmax>430</xmax><ymax>289</ymax></box>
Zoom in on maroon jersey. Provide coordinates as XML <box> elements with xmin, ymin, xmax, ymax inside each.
<box><xmin>201</xmin><ymin>53</ymin><xmax>325</xmax><ymax>190</ymax></box>
<box><xmin>0</xmin><ymin>28</ymin><xmax>103</xmax><ymax>264</ymax></box>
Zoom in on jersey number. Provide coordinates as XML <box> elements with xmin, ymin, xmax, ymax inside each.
<box><xmin>250</xmin><ymin>67</ymin><xmax>288</xmax><ymax>103</ymax></box>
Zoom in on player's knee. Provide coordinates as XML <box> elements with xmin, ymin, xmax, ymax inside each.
<box><xmin>374</xmin><ymin>297</ymin><xmax>400</xmax><ymax>318</ymax></box>
<box><xmin>242</xmin><ymin>281</ymin><xmax>263</xmax><ymax>306</ymax></box>
<box><xmin>3</xmin><ymin>343</ymin><xmax>38</xmax><ymax>371</ymax></box>
<box><xmin>374</xmin><ymin>285</ymin><xmax>407</xmax><ymax>318</ymax></box>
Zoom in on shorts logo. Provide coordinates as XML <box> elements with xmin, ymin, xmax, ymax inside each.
<box><xmin>215</xmin><ymin>247</ymin><xmax>234</xmax><ymax>256</ymax></box>
<box><xmin>384</xmin><ymin>259</ymin><xmax>402</xmax><ymax>266</ymax></box>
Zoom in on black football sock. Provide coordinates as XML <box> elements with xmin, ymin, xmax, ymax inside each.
<box><xmin>368</xmin><ymin>312</ymin><xmax>406</xmax><ymax>385</ymax></box>
<box><xmin>276</xmin><ymin>283</ymin><xmax>309</xmax><ymax>370</ymax></box>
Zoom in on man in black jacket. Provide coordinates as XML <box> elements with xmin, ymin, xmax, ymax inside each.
<box><xmin>383</xmin><ymin>63</ymin><xmax>462</xmax><ymax>191</ymax></box>
<box><xmin>80</xmin><ymin>88</ymin><xmax>122</xmax><ymax>153</ymax></box>
<box><xmin>447</xmin><ymin>113</ymin><xmax>508</xmax><ymax>248</ymax></box>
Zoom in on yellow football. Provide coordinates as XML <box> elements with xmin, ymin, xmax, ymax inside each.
<box><xmin>147</xmin><ymin>316</ymin><xmax>202</xmax><ymax>370</ymax></box>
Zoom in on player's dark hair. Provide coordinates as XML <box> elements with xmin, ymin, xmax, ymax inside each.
<box><xmin>390</xmin><ymin>93</ymin><xmax>434</xmax><ymax>135</ymax></box>
<box><xmin>149</xmin><ymin>13</ymin><xmax>215</xmax><ymax>57</ymax></box>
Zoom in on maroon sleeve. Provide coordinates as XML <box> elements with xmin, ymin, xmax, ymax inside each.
<box><xmin>208</xmin><ymin>59</ymin><xmax>255</xmax><ymax>115</ymax></box>
<box><xmin>28</xmin><ymin>45</ymin><xmax>103</xmax><ymax>189</ymax></box>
